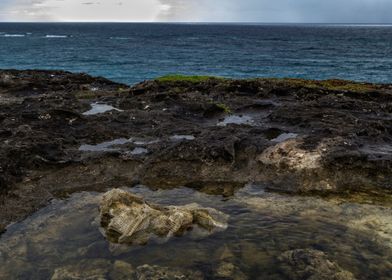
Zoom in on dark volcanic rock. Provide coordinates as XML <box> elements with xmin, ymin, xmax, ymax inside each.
<box><xmin>0</xmin><ymin>70</ymin><xmax>392</xmax><ymax>233</ymax></box>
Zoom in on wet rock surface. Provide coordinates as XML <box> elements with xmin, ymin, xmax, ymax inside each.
<box><xmin>1</xmin><ymin>70</ymin><xmax>392</xmax><ymax>232</ymax></box>
<box><xmin>50</xmin><ymin>260</ymin><xmax>204</xmax><ymax>280</ymax></box>
<box><xmin>278</xmin><ymin>249</ymin><xmax>356</xmax><ymax>280</ymax></box>
<box><xmin>51</xmin><ymin>259</ymin><xmax>112</xmax><ymax>280</ymax></box>
<box><xmin>100</xmin><ymin>189</ymin><xmax>228</xmax><ymax>245</ymax></box>
<box><xmin>135</xmin><ymin>264</ymin><xmax>204</xmax><ymax>280</ymax></box>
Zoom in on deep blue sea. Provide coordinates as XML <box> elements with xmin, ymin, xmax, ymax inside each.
<box><xmin>0</xmin><ymin>23</ymin><xmax>392</xmax><ymax>85</ymax></box>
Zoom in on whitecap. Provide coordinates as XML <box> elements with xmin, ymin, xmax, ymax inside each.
<box><xmin>45</xmin><ymin>35</ymin><xmax>67</xmax><ymax>38</ymax></box>
<box><xmin>109</xmin><ymin>37</ymin><xmax>132</xmax><ymax>40</ymax></box>
<box><xmin>3</xmin><ymin>34</ymin><xmax>25</xmax><ymax>37</ymax></box>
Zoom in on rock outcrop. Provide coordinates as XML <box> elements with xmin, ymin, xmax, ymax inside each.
<box><xmin>99</xmin><ymin>189</ymin><xmax>228</xmax><ymax>245</ymax></box>
<box><xmin>1</xmin><ymin>70</ymin><xmax>392</xmax><ymax>233</ymax></box>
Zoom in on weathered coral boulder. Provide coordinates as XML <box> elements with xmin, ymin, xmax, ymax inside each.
<box><xmin>99</xmin><ymin>189</ymin><xmax>228</xmax><ymax>245</ymax></box>
<box><xmin>278</xmin><ymin>249</ymin><xmax>356</xmax><ymax>280</ymax></box>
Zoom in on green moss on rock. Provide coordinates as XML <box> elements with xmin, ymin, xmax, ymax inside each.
<box><xmin>156</xmin><ymin>75</ymin><xmax>224</xmax><ymax>83</ymax></box>
<box><xmin>267</xmin><ymin>78</ymin><xmax>378</xmax><ymax>92</ymax></box>
<box><xmin>215</xmin><ymin>103</ymin><xmax>232</xmax><ymax>114</ymax></box>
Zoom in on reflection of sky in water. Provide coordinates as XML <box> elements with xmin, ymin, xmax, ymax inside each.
<box><xmin>79</xmin><ymin>138</ymin><xmax>133</xmax><ymax>152</ymax></box>
<box><xmin>217</xmin><ymin>115</ymin><xmax>254</xmax><ymax>127</ymax></box>
<box><xmin>170</xmin><ymin>135</ymin><xmax>195</xmax><ymax>141</ymax></box>
<box><xmin>83</xmin><ymin>103</ymin><xmax>122</xmax><ymax>116</ymax></box>
<box><xmin>271</xmin><ymin>133</ymin><xmax>298</xmax><ymax>142</ymax></box>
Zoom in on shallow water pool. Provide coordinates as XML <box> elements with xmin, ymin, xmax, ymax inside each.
<box><xmin>0</xmin><ymin>185</ymin><xmax>391</xmax><ymax>279</ymax></box>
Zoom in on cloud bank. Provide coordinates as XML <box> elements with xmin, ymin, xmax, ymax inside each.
<box><xmin>0</xmin><ymin>0</ymin><xmax>163</xmax><ymax>21</ymax></box>
<box><xmin>157</xmin><ymin>0</ymin><xmax>392</xmax><ymax>23</ymax></box>
<box><xmin>0</xmin><ymin>0</ymin><xmax>391</xmax><ymax>23</ymax></box>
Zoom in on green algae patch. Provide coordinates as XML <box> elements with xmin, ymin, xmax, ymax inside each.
<box><xmin>156</xmin><ymin>75</ymin><xmax>224</xmax><ymax>83</ymax></box>
<box><xmin>215</xmin><ymin>103</ymin><xmax>232</xmax><ymax>114</ymax></box>
<box><xmin>156</xmin><ymin>76</ymin><xmax>379</xmax><ymax>93</ymax></box>
<box><xmin>267</xmin><ymin>78</ymin><xmax>380</xmax><ymax>93</ymax></box>
<box><xmin>75</xmin><ymin>87</ymin><xmax>129</xmax><ymax>100</ymax></box>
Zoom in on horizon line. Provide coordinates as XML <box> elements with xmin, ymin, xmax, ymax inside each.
<box><xmin>0</xmin><ymin>21</ymin><xmax>392</xmax><ymax>25</ymax></box>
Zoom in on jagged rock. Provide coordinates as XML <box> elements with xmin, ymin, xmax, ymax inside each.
<box><xmin>258</xmin><ymin>138</ymin><xmax>325</xmax><ymax>171</ymax></box>
<box><xmin>278</xmin><ymin>249</ymin><xmax>356</xmax><ymax>280</ymax></box>
<box><xmin>135</xmin><ymin>264</ymin><xmax>204</xmax><ymax>280</ymax></box>
<box><xmin>99</xmin><ymin>189</ymin><xmax>228</xmax><ymax>245</ymax></box>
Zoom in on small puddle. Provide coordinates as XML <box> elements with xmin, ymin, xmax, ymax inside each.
<box><xmin>129</xmin><ymin>147</ymin><xmax>149</xmax><ymax>155</ymax></box>
<box><xmin>79</xmin><ymin>137</ymin><xmax>160</xmax><ymax>153</ymax></box>
<box><xmin>170</xmin><ymin>135</ymin><xmax>196</xmax><ymax>141</ymax></box>
<box><xmin>83</xmin><ymin>103</ymin><xmax>123</xmax><ymax>116</ymax></box>
<box><xmin>217</xmin><ymin>115</ymin><xmax>254</xmax><ymax>127</ymax></box>
<box><xmin>79</xmin><ymin>138</ymin><xmax>133</xmax><ymax>152</ymax></box>
<box><xmin>133</xmin><ymin>139</ymin><xmax>160</xmax><ymax>145</ymax></box>
<box><xmin>0</xmin><ymin>185</ymin><xmax>391</xmax><ymax>279</ymax></box>
<box><xmin>271</xmin><ymin>132</ymin><xmax>298</xmax><ymax>142</ymax></box>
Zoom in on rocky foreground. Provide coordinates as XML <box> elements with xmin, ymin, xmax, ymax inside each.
<box><xmin>0</xmin><ymin>70</ymin><xmax>391</xmax><ymax>233</ymax></box>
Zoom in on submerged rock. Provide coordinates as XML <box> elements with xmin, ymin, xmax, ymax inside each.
<box><xmin>99</xmin><ymin>189</ymin><xmax>228</xmax><ymax>245</ymax></box>
<box><xmin>51</xmin><ymin>259</ymin><xmax>112</xmax><ymax>280</ymax></box>
<box><xmin>212</xmin><ymin>244</ymin><xmax>248</xmax><ymax>280</ymax></box>
<box><xmin>278</xmin><ymin>249</ymin><xmax>356</xmax><ymax>280</ymax></box>
<box><xmin>51</xmin><ymin>260</ymin><xmax>204</xmax><ymax>280</ymax></box>
<box><xmin>109</xmin><ymin>260</ymin><xmax>135</xmax><ymax>280</ymax></box>
<box><xmin>214</xmin><ymin>262</ymin><xmax>248</xmax><ymax>280</ymax></box>
<box><xmin>135</xmin><ymin>264</ymin><xmax>204</xmax><ymax>280</ymax></box>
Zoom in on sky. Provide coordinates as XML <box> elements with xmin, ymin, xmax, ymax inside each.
<box><xmin>0</xmin><ymin>0</ymin><xmax>391</xmax><ymax>23</ymax></box>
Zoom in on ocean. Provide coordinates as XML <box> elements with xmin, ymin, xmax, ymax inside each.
<box><xmin>0</xmin><ymin>23</ymin><xmax>391</xmax><ymax>85</ymax></box>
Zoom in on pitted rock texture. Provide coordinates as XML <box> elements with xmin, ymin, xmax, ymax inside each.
<box><xmin>135</xmin><ymin>264</ymin><xmax>204</xmax><ymax>280</ymax></box>
<box><xmin>99</xmin><ymin>189</ymin><xmax>228</xmax><ymax>245</ymax></box>
<box><xmin>1</xmin><ymin>70</ymin><xmax>392</xmax><ymax>233</ymax></box>
<box><xmin>279</xmin><ymin>249</ymin><xmax>356</xmax><ymax>280</ymax></box>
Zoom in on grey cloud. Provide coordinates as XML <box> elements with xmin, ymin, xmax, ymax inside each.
<box><xmin>1</xmin><ymin>0</ymin><xmax>58</xmax><ymax>21</ymax></box>
<box><xmin>1</xmin><ymin>0</ymin><xmax>391</xmax><ymax>22</ymax></box>
<box><xmin>81</xmin><ymin>1</ymin><xmax>102</xmax><ymax>5</ymax></box>
<box><xmin>157</xmin><ymin>0</ymin><xmax>392</xmax><ymax>23</ymax></box>
<box><xmin>158</xmin><ymin>0</ymin><xmax>195</xmax><ymax>21</ymax></box>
